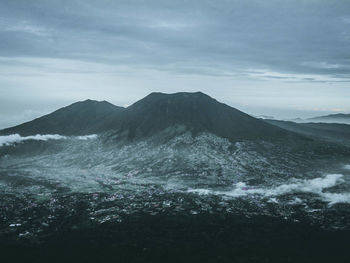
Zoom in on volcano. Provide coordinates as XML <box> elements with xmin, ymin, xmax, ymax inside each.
<box><xmin>109</xmin><ymin>92</ymin><xmax>291</xmax><ymax>141</ymax></box>
<box><xmin>1</xmin><ymin>92</ymin><xmax>291</xmax><ymax>141</ymax></box>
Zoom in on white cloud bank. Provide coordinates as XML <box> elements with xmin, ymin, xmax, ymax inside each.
<box><xmin>0</xmin><ymin>134</ymin><xmax>98</xmax><ymax>146</ymax></box>
<box><xmin>188</xmin><ymin>174</ymin><xmax>350</xmax><ymax>206</ymax></box>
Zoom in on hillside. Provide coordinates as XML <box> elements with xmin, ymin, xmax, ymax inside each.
<box><xmin>0</xmin><ymin>100</ymin><xmax>124</xmax><ymax>136</ymax></box>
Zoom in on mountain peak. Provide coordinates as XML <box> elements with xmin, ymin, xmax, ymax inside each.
<box><xmin>117</xmin><ymin>91</ymin><xmax>288</xmax><ymax>141</ymax></box>
<box><xmin>140</xmin><ymin>91</ymin><xmax>212</xmax><ymax>102</ymax></box>
<box><xmin>147</xmin><ymin>91</ymin><xmax>209</xmax><ymax>97</ymax></box>
<box><xmin>71</xmin><ymin>99</ymin><xmax>117</xmax><ymax>107</ymax></box>
<box><xmin>1</xmin><ymin>92</ymin><xmax>291</xmax><ymax>142</ymax></box>
<box><xmin>129</xmin><ymin>92</ymin><xmax>217</xmax><ymax>110</ymax></box>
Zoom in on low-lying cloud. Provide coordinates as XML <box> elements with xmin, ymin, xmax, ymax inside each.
<box><xmin>0</xmin><ymin>134</ymin><xmax>98</xmax><ymax>147</ymax></box>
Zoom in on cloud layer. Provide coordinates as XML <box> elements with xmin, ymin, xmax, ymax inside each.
<box><xmin>1</xmin><ymin>0</ymin><xmax>350</xmax><ymax>127</ymax></box>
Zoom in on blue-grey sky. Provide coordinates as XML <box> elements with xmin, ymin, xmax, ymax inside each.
<box><xmin>1</xmin><ymin>0</ymin><xmax>350</xmax><ymax>128</ymax></box>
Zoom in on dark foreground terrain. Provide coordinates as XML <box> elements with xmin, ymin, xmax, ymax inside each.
<box><xmin>2</xmin><ymin>212</ymin><xmax>350</xmax><ymax>263</ymax></box>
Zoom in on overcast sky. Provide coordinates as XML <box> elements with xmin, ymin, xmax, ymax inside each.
<box><xmin>1</xmin><ymin>0</ymin><xmax>350</xmax><ymax>128</ymax></box>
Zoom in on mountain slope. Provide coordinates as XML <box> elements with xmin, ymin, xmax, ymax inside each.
<box><xmin>265</xmin><ymin>119</ymin><xmax>350</xmax><ymax>145</ymax></box>
<box><xmin>109</xmin><ymin>92</ymin><xmax>292</xmax><ymax>141</ymax></box>
<box><xmin>0</xmin><ymin>100</ymin><xmax>124</xmax><ymax>136</ymax></box>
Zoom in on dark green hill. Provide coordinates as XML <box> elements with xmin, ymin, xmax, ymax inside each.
<box><xmin>0</xmin><ymin>100</ymin><xmax>124</xmax><ymax>136</ymax></box>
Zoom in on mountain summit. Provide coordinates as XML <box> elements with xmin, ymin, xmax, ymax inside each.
<box><xmin>1</xmin><ymin>92</ymin><xmax>290</xmax><ymax>141</ymax></box>
<box><xmin>112</xmin><ymin>92</ymin><xmax>288</xmax><ymax>140</ymax></box>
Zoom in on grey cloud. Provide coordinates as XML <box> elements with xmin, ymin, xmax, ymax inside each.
<box><xmin>1</xmin><ymin>0</ymin><xmax>350</xmax><ymax>127</ymax></box>
<box><xmin>1</xmin><ymin>0</ymin><xmax>350</xmax><ymax>80</ymax></box>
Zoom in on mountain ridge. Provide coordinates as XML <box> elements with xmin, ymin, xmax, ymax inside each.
<box><xmin>1</xmin><ymin>92</ymin><xmax>294</xmax><ymax>142</ymax></box>
<box><xmin>0</xmin><ymin>99</ymin><xmax>124</xmax><ymax>136</ymax></box>
<box><xmin>307</xmin><ymin>113</ymin><xmax>350</xmax><ymax>124</ymax></box>
<box><xmin>264</xmin><ymin>119</ymin><xmax>350</xmax><ymax>146</ymax></box>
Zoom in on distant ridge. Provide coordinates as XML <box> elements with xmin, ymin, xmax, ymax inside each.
<box><xmin>1</xmin><ymin>92</ymin><xmax>293</xmax><ymax>141</ymax></box>
<box><xmin>307</xmin><ymin>113</ymin><xmax>350</xmax><ymax>124</ymax></box>
<box><xmin>265</xmin><ymin>119</ymin><xmax>350</xmax><ymax>146</ymax></box>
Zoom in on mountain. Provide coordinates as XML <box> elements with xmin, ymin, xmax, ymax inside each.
<box><xmin>0</xmin><ymin>99</ymin><xmax>124</xmax><ymax>136</ymax></box>
<box><xmin>307</xmin><ymin>113</ymin><xmax>350</xmax><ymax>124</ymax></box>
<box><xmin>1</xmin><ymin>92</ymin><xmax>294</xmax><ymax>142</ymax></box>
<box><xmin>110</xmin><ymin>92</ymin><xmax>291</xmax><ymax>141</ymax></box>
